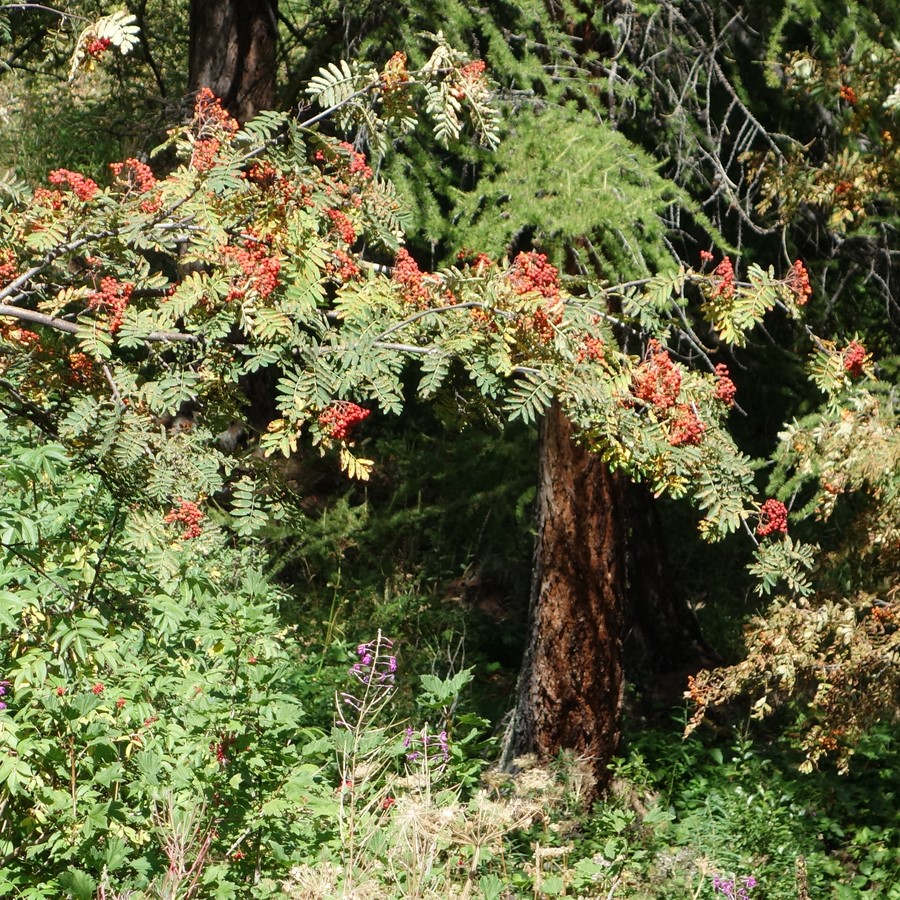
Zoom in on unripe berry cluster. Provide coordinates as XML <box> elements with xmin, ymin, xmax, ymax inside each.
<box><xmin>757</xmin><ymin>499</ymin><xmax>788</xmax><ymax>537</ymax></box>
<box><xmin>165</xmin><ymin>499</ymin><xmax>204</xmax><ymax>540</ymax></box>
<box><xmin>318</xmin><ymin>402</ymin><xmax>370</xmax><ymax>441</ymax></box>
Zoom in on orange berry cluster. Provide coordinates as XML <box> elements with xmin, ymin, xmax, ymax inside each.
<box><xmin>576</xmin><ymin>335</ymin><xmax>605</xmax><ymax>364</ymax></box>
<box><xmin>454</xmin><ymin>59</ymin><xmax>488</xmax><ymax>100</ymax></box>
<box><xmin>668</xmin><ymin>404</ymin><xmax>705</xmax><ymax>446</ymax></box>
<box><xmin>33</xmin><ymin>188</ymin><xmax>64</xmax><ymax>210</ymax></box>
<box><xmin>194</xmin><ymin>87</ymin><xmax>239</xmax><ymax>134</ymax></box>
<box><xmin>110</xmin><ymin>158</ymin><xmax>157</xmax><ymax>193</ymax></box>
<box><xmin>709</xmin><ymin>257</ymin><xmax>735</xmax><ymax>300</ymax></box>
<box><xmin>325</xmin><ymin>208</ymin><xmax>357</xmax><ymax>245</ymax></box>
<box><xmin>632</xmin><ymin>340</ymin><xmax>683</xmax><ymax>411</ymax></box>
<box><xmin>325</xmin><ymin>249</ymin><xmax>360</xmax><ymax>282</ymax></box>
<box><xmin>381</xmin><ymin>52</ymin><xmax>410</xmax><ymax>95</ymax></box>
<box><xmin>191</xmin><ymin>88</ymin><xmax>238</xmax><ymax>172</ymax></box>
<box><xmin>457</xmin><ymin>249</ymin><xmax>494</xmax><ymax>271</ymax></box>
<box><xmin>787</xmin><ymin>259</ymin><xmax>812</xmax><ymax>306</ymax></box>
<box><xmin>318</xmin><ymin>402</ymin><xmax>370</xmax><ymax>441</ymax></box>
<box><xmin>48</xmin><ymin>169</ymin><xmax>99</xmax><ymax>203</ymax></box>
<box><xmin>714</xmin><ymin>363</ymin><xmax>737</xmax><ymax>406</ymax></box>
<box><xmin>223</xmin><ymin>237</ymin><xmax>281</xmax><ymax>301</ymax></box>
<box><xmin>0</xmin><ymin>249</ymin><xmax>16</xmax><ymax>284</ymax></box>
<box><xmin>88</xmin><ymin>276</ymin><xmax>134</xmax><ymax>333</ymax></box>
<box><xmin>508</xmin><ymin>251</ymin><xmax>560</xmax><ymax>302</ymax></box>
<box><xmin>165</xmin><ymin>499</ymin><xmax>204</xmax><ymax>540</ymax></box>
<box><xmin>338</xmin><ymin>142</ymin><xmax>373</xmax><ymax>180</ymax></box>
<box><xmin>393</xmin><ymin>248</ymin><xmax>431</xmax><ymax>307</ymax></box>
<box><xmin>843</xmin><ymin>340</ymin><xmax>866</xmax><ymax>378</ymax></box>
<box><xmin>838</xmin><ymin>84</ymin><xmax>857</xmax><ymax>106</ymax></box>
<box><xmin>67</xmin><ymin>352</ymin><xmax>95</xmax><ymax>385</ymax></box>
<box><xmin>757</xmin><ymin>498</ymin><xmax>788</xmax><ymax>537</ymax></box>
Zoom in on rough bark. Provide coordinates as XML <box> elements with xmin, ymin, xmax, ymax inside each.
<box><xmin>503</xmin><ymin>402</ymin><xmax>626</xmax><ymax>795</ymax></box>
<box><xmin>188</xmin><ymin>0</ymin><xmax>278</xmax><ymax>123</ymax></box>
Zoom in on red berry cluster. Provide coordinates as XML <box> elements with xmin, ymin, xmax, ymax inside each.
<box><xmin>165</xmin><ymin>499</ymin><xmax>204</xmax><ymax>540</ymax></box>
<box><xmin>843</xmin><ymin>340</ymin><xmax>867</xmax><ymax>378</ymax></box>
<box><xmin>508</xmin><ymin>251</ymin><xmax>561</xmax><ymax>302</ymax></box>
<box><xmin>460</xmin><ymin>59</ymin><xmax>487</xmax><ymax>80</ymax></box>
<box><xmin>709</xmin><ymin>257</ymin><xmax>735</xmax><ymax>300</ymax></box>
<box><xmin>787</xmin><ymin>259</ymin><xmax>812</xmax><ymax>306</ymax></box>
<box><xmin>223</xmin><ymin>237</ymin><xmax>281</xmax><ymax>301</ymax></box>
<box><xmin>210</xmin><ymin>735</ymin><xmax>236</xmax><ymax>765</ymax></box>
<box><xmin>839</xmin><ymin>84</ymin><xmax>857</xmax><ymax>106</ymax></box>
<box><xmin>338</xmin><ymin>141</ymin><xmax>373</xmax><ymax>180</ymax></box>
<box><xmin>110</xmin><ymin>158</ymin><xmax>156</xmax><ymax>193</ymax></box>
<box><xmin>714</xmin><ymin>363</ymin><xmax>737</xmax><ymax>406</ymax></box>
<box><xmin>454</xmin><ymin>59</ymin><xmax>488</xmax><ymax>100</ymax></box>
<box><xmin>325</xmin><ymin>249</ymin><xmax>360</xmax><ymax>282</ymax></box>
<box><xmin>88</xmin><ymin>276</ymin><xmax>134</xmax><ymax>333</ymax></box>
<box><xmin>48</xmin><ymin>169</ymin><xmax>99</xmax><ymax>203</ymax></box>
<box><xmin>393</xmin><ymin>248</ymin><xmax>431</xmax><ymax>307</ymax></box>
<box><xmin>92</xmin><ymin>683</ymin><xmax>105</xmax><ymax>695</ymax></box>
<box><xmin>632</xmin><ymin>340</ymin><xmax>683</xmax><ymax>411</ymax></box>
<box><xmin>325</xmin><ymin>207</ymin><xmax>357</xmax><ymax>245</ymax></box>
<box><xmin>85</xmin><ymin>36</ymin><xmax>111</xmax><ymax>59</ymax></box>
<box><xmin>576</xmin><ymin>334</ymin><xmax>605</xmax><ymax>364</ymax></box>
<box><xmin>0</xmin><ymin>249</ymin><xmax>16</xmax><ymax>284</ymax></box>
<box><xmin>668</xmin><ymin>404</ymin><xmax>705</xmax><ymax>446</ymax></box>
<box><xmin>757</xmin><ymin>499</ymin><xmax>788</xmax><ymax>537</ymax></box>
<box><xmin>318</xmin><ymin>402</ymin><xmax>370</xmax><ymax>441</ymax></box>
<box><xmin>699</xmin><ymin>250</ymin><xmax>715</xmax><ymax>263</ymax></box>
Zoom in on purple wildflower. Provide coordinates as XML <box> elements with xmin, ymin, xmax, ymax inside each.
<box><xmin>349</xmin><ymin>636</ymin><xmax>396</xmax><ymax>687</ymax></box>
<box><xmin>0</xmin><ymin>680</ymin><xmax>9</xmax><ymax>710</ymax></box>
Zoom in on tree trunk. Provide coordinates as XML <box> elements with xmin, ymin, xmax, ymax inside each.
<box><xmin>502</xmin><ymin>401</ymin><xmax>627</xmax><ymax>795</ymax></box>
<box><xmin>188</xmin><ymin>0</ymin><xmax>278</xmax><ymax>123</ymax></box>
